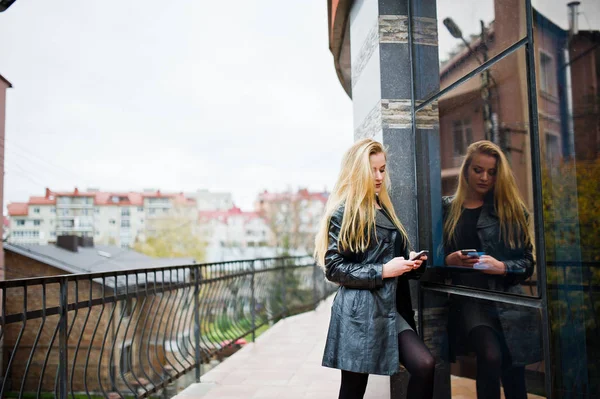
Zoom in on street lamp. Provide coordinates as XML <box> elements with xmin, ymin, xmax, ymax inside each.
<box><xmin>444</xmin><ymin>17</ymin><xmax>497</xmax><ymax>145</ymax></box>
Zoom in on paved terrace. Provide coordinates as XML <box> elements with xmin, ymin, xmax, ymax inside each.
<box><xmin>174</xmin><ymin>296</ymin><xmax>545</xmax><ymax>399</ymax></box>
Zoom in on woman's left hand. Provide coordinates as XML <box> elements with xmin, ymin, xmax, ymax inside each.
<box><xmin>474</xmin><ymin>255</ymin><xmax>506</xmax><ymax>275</ymax></box>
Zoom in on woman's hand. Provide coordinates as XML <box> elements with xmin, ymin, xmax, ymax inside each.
<box><xmin>445</xmin><ymin>251</ymin><xmax>479</xmax><ymax>267</ymax></box>
<box><xmin>409</xmin><ymin>251</ymin><xmax>427</xmax><ymax>270</ymax></box>
<box><xmin>383</xmin><ymin>257</ymin><xmax>416</xmax><ymax>278</ymax></box>
<box><xmin>474</xmin><ymin>255</ymin><xmax>507</xmax><ymax>275</ymax></box>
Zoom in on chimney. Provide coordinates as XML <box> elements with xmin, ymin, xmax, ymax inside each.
<box><xmin>568</xmin><ymin>1</ymin><xmax>581</xmax><ymax>36</ymax></box>
<box><xmin>78</xmin><ymin>236</ymin><xmax>94</xmax><ymax>248</ymax></box>
<box><xmin>45</xmin><ymin>188</ymin><xmax>51</xmax><ymax>198</ymax></box>
<box><xmin>56</xmin><ymin>235</ymin><xmax>79</xmax><ymax>252</ymax></box>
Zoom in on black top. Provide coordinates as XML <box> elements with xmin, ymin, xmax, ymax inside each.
<box><xmin>449</xmin><ymin>206</ymin><xmax>486</xmax><ymax>288</ymax></box>
<box><xmin>450</xmin><ymin>206</ymin><xmax>483</xmax><ymax>253</ymax></box>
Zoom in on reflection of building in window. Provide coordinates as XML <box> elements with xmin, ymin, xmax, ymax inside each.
<box><xmin>452</xmin><ymin>119</ymin><xmax>473</xmax><ymax>156</ymax></box>
<box><xmin>545</xmin><ymin>133</ymin><xmax>561</xmax><ymax>166</ymax></box>
<box><xmin>539</xmin><ymin>51</ymin><xmax>555</xmax><ymax>95</ymax></box>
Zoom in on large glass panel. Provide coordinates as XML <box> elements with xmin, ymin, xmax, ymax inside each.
<box><xmin>421</xmin><ymin>289</ymin><xmax>547</xmax><ymax>398</ymax></box>
<box><xmin>419</xmin><ymin>46</ymin><xmax>539</xmax><ymax>297</ymax></box>
<box><xmin>534</xmin><ymin>4</ymin><xmax>600</xmax><ymax>396</ymax></box>
<box><xmin>415</xmin><ymin>0</ymin><xmax>527</xmax><ymax>101</ymax></box>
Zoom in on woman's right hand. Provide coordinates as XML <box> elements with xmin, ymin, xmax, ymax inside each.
<box><xmin>383</xmin><ymin>257</ymin><xmax>416</xmax><ymax>278</ymax></box>
<box><xmin>445</xmin><ymin>251</ymin><xmax>479</xmax><ymax>267</ymax></box>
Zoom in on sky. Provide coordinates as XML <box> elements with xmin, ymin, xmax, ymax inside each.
<box><xmin>0</xmin><ymin>0</ymin><xmax>598</xmax><ymax>212</ymax></box>
<box><xmin>0</xmin><ymin>0</ymin><xmax>354</xmax><ymax>211</ymax></box>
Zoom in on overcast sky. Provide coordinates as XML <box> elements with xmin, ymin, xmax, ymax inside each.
<box><xmin>1</xmin><ymin>0</ymin><xmax>598</xmax><ymax>211</ymax></box>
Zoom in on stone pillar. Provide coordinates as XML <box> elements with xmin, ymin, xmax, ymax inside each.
<box><xmin>347</xmin><ymin>1</ymin><xmax>448</xmax><ymax>397</ymax></box>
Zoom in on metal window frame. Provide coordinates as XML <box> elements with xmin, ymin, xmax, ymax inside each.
<box><xmin>409</xmin><ymin>0</ymin><xmax>553</xmax><ymax>397</ymax></box>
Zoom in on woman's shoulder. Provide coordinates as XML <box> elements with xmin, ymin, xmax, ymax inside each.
<box><xmin>329</xmin><ymin>204</ymin><xmax>346</xmax><ymax>225</ymax></box>
<box><xmin>442</xmin><ymin>196</ymin><xmax>456</xmax><ymax>208</ymax></box>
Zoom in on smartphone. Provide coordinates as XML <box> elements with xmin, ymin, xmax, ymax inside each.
<box><xmin>411</xmin><ymin>250</ymin><xmax>429</xmax><ymax>261</ymax></box>
<box><xmin>461</xmin><ymin>249</ymin><xmax>484</xmax><ymax>257</ymax></box>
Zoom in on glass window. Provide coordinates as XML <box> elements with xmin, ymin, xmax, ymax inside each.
<box><xmin>16</xmin><ymin>220</ymin><xmax>25</xmax><ymax>226</ymax></box>
<box><xmin>421</xmin><ymin>45</ymin><xmax>539</xmax><ymax>297</ymax></box>
<box><xmin>421</xmin><ymin>290</ymin><xmax>547</xmax><ymax>397</ymax></box>
<box><xmin>33</xmin><ymin>220</ymin><xmax>41</xmax><ymax>226</ymax></box>
<box><xmin>535</xmin><ymin>8</ymin><xmax>600</xmax><ymax>395</ymax></box>
<box><xmin>538</xmin><ymin>51</ymin><xmax>555</xmax><ymax>96</ymax></box>
<box><xmin>452</xmin><ymin>119</ymin><xmax>473</xmax><ymax>156</ymax></box>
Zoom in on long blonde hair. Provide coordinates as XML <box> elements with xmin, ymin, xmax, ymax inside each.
<box><xmin>314</xmin><ymin>138</ymin><xmax>409</xmax><ymax>266</ymax></box>
<box><xmin>444</xmin><ymin>140</ymin><xmax>531</xmax><ymax>249</ymax></box>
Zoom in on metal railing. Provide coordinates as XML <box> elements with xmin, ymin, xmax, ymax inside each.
<box><xmin>0</xmin><ymin>255</ymin><xmax>337</xmax><ymax>399</ymax></box>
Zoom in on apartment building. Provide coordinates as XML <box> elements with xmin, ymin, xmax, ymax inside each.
<box><xmin>186</xmin><ymin>189</ymin><xmax>234</xmax><ymax>211</ymax></box>
<box><xmin>198</xmin><ymin>206</ymin><xmax>269</xmax><ymax>249</ymax></box>
<box><xmin>254</xmin><ymin>188</ymin><xmax>328</xmax><ymax>252</ymax></box>
<box><xmin>7</xmin><ymin>188</ymin><xmax>196</xmax><ymax>248</ymax></box>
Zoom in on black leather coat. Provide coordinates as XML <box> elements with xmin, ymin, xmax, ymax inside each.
<box><xmin>321</xmin><ymin>205</ymin><xmax>420</xmax><ymax>375</ymax></box>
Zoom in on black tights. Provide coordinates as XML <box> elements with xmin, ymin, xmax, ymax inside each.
<box><xmin>470</xmin><ymin>325</ymin><xmax>527</xmax><ymax>399</ymax></box>
<box><xmin>338</xmin><ymin>330</ymin><xmax>435</xmax><ymax>399</ymax></box>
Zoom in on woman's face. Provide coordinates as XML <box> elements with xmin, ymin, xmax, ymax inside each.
<box><xmin>466</xmin><ymin>152</ymin><xmax>497</xmax><ymax>197</ymax></box>
<box><xmin>369</xmin><ymin>152</ymin><xmax>386</xmax><ymax>194</ymax></box>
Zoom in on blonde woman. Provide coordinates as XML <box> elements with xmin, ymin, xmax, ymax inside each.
<box><xmin>443</xmin><ymin>140</ymin><xmax>536</xmax><ymax>399</ymax></box>
<box><xmin>315</xmin><ymin>138</ymin><xmax>434</xmax><ymax>399</ymax></box>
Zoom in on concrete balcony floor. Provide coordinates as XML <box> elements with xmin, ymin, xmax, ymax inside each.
<box><xmin>174</xmin><ymin>296</ymin><xmax>545</xmax><ymax>399</ymax></box>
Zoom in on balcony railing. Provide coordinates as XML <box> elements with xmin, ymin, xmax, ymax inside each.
<box><xmin>0</xmin><ymin>255</ymin><xmax>336</xmax><ymax>399</ymax></box>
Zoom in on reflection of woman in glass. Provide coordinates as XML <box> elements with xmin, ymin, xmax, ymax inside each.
<box><xmin>443</xmin><ymin>140</ymin><xmax>534</xmax><ymax>399</ymax></box>
<box><xmin>315</xmin><ymin>138</ymin><xmax>434</xmax><ymax>399</ymax></box>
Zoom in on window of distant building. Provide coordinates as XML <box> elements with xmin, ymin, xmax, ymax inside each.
<box><xmin>16</xmin><ymin>220</ymin><xmax>25</xmax><ymax>226</ymax></box>
<box><xmin>110</xmin><ymin>219</ymin><xmax>116</xmax><ymax>225</ymax></box>
<box><xmin>51</xmin><ymin>208</ymin><xmax>56</xmax><ymax>213</ymax></box>
<box><xmin>33</xmin><ymin>207</ymin><xmax>40</xmax><ymax>214</ymax></box>
<box><xmin>452</xmin><ymin>119</ymin><xmax>473</xmax><ymax>156</ymax></box>
<box><xmin>539</xmin><ymin>51</ymin><xmax>556</xmax><ymax>96</ymax></box>
<box><xmin>137</xmin><ymin>207</ymin><xmax>144</xmax><ymax>212</ymax></box>
<box><xmin>34</xmin><ymin>220</ymin><xmax>41</xmax><ymax>226</ymax></box>
<box><xmin>121</xmin><ymin>220</ymin><xmax>130</xmax><ymax>228</ymax></box>
<box><xmin>545</xmin><ymin>132</ymin><xmax>561</xmax><ymax>166</ymax></box>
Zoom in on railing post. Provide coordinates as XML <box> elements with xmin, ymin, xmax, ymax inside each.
<box><xmin>58</xmin><ymin>277</ymin><xmax>68</xmax><ymax>399</ymax></box>
<box><xmin>250</xmin><ymin>260</ymin><xmax>256</xmax><ymax>342</ymax></box>
<box><xmin>281</xmin><ymin>258</ymin><xmax>287</xmax><ymax>318</ymax></box>
<box><xmin>193</xmin><ymin>266</ymin><xmax>201</xmax><ymax>383</ymax></box>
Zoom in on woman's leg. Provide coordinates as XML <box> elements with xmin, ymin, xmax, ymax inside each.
<box><xmin>469</xmin><ymin>325</ymin><xmax>503</xmax><ymax>399</ymax></box>
<box><xmin>339</xmin><ymin>370</ymin><xmax>369</xmax><ymax>399</ymax></box>
<box><xmin>501</xmin><ymin>365</ymin><xmax>527</xmax><ymax>399</ymax></box>
<box><xmin>397</xmin><ymin>330</ymin><xmax>435</xmax><ymax>399</ymax></box>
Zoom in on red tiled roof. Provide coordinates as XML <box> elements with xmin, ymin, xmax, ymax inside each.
<box><xmin>198</xmin><ymin>207</ymin><xmax>261</xmax><ymax>223</ymax></box>
<box><xmin>257</xmin><ymin>190</ymin><xmax>329</xmax><ymax>203</ymax></box>
<box><xmin>8</xmin><ymin>203</ymin><xmax>28</xmax><ymax>216</ymax></box>
<box><xmin>29</xmin><ymin>196</ymin><xmax>56</xmax><ymax>205</ymax></box>
<box><xmin>14</xmin><ymin>188</ymin><xmax>197</xmax><ymax>210</ymax></box>
<box><xmin>53</xmin><ymin>187</ymin><xmax>95</xmax><ymax>197</ymax></box>
<box><xmin>94</xmin><ymin>192</ymin><xmax>144</xmax><ymax>206</ymax></box>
